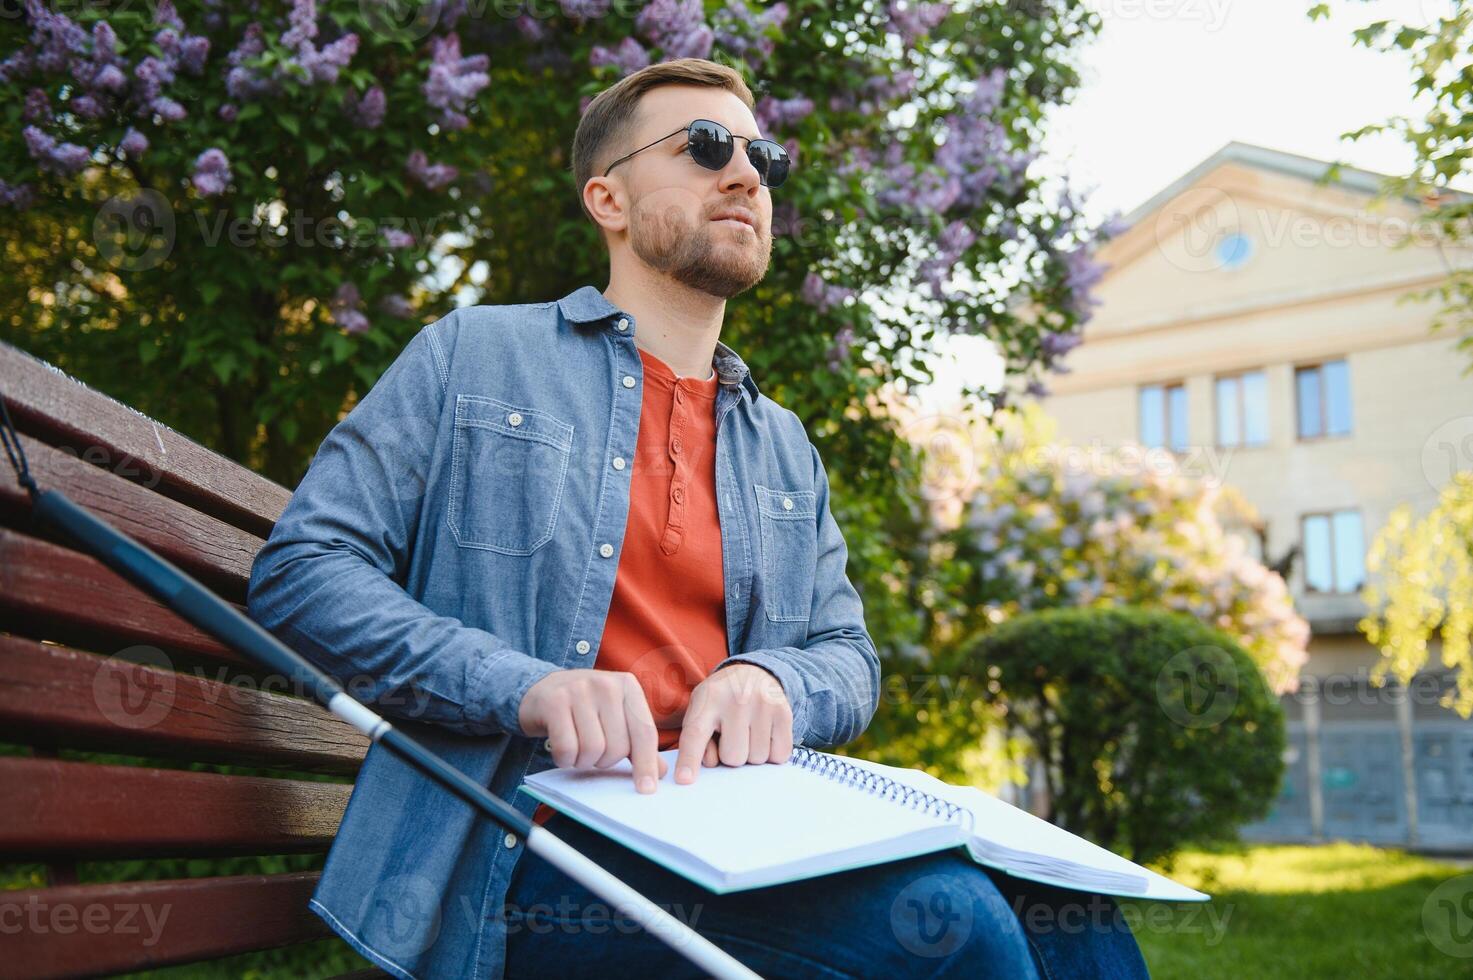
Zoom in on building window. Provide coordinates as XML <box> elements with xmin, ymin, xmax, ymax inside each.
<box><xmin>1215</xmin><ymin>370</ymin><xmax>1269</xmax><ymax>447</ymax></box>
<box><xmin>1302</xmin><ymin>510</ymin><xmax>1366</xmax><ymax>594</ymax></box>
<box><xmin>1139</xmin><ymin>382</ymin><xmax>1188</xmax><ymax>452</ymax></box>
<box><xmin>1296</xmin><ymin>360</ymin><xmax>1352</xmax><ymax>440</ymax></box>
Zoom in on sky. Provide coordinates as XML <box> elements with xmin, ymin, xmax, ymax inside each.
<box><xmin>911</xmin><ymin>0</ymin><xmax>1448</xmax><ymax>413</ymax></box>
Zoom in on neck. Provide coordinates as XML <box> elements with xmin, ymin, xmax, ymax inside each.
<box><xmin>603</xmin><ymin>268</ymin><xmax>724</xmax><ymax>381</ymax></box>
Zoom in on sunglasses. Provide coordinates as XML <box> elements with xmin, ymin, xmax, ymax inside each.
<box><xmin>602</xmin><ymin>118</ymin><xmax>791</xmax><ymax>188</ymax></box>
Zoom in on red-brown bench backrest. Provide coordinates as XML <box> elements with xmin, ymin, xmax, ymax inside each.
<box><xmin>0</xmin><ymin>341</ymin><xmax>379</xmax><ymax>978</ymax></box>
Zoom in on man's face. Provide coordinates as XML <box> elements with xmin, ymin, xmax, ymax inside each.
<box><xmin>603</xmin><ymin>86</ymin><xmax>775</xmax><ymax>299</ymax></box>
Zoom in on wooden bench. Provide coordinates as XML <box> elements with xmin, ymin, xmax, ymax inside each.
<box><xmin>0</xmin><ymin>341</ymin><xmax>384</xmax><ymax>977</ymax></box>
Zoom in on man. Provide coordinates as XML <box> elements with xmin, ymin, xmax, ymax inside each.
<box><xmin>247</xmin><ymin>57</ymin><xmax>1149</xmax><ymax>978</ymax></box>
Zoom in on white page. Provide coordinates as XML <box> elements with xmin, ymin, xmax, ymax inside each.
<box><xmin>523</xmin><ymin>748</ymin><xmax>958</xmax><ymax>878</ymax></box>
<box><xmin>836</xmin><ymin>757</ymin><xmax>1208</xmax><ymax>902</ymax></box>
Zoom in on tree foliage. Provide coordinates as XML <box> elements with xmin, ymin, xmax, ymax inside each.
<box><xmin>966</xmin><ymin>606</ymin><xmax>1286</xmax><ymax>866</ymax></box>
<box><xmin>1360</xmin><ymin>471</ymin><xmax>1473</xmax><ymax>717</ymax></box>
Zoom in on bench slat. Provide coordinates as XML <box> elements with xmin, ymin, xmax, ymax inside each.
<box><xmin>0</xmin><ymin>341</ymin><xmax>290</xmax><ymax>537</ymax></box>
<box><xmin>0</xmin><ymin>527</ymin><xmax>246</xmax><ymax>665</ymax></box>
<box><xmin>0</xmin><ymin>432</ymin><xmax>266</xmax><ymax>599</ymax></box>
<box><xmin>0</xmin><ymin>758</ymin><xmax>350</xmax><ymax>858</ymax></box>
<box><xmin>0</xmin><ymin>872</ymin><xmax>328</xmax><ymax>978</ymax></box>
<box><xmin>0</xmin><ymin>636</ymin><xmax>367</xmax><ymax>774</ymax></box>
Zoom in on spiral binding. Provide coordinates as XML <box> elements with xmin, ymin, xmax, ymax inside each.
<box><xmin>790</xmin><ymin>747</ymin><xmax>975</xmax><ymax>834</ymax></box>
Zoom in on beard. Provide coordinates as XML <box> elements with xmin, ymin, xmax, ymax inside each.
<box><xmin>627</xmin><ymin>193</ymin><xmax>772</xmax><ymax>299</ymax></box>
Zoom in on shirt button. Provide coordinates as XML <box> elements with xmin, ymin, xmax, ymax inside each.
<box><xmin>575</xmin><ymin>639</ymin><xmax>591</xmax><ymax>654</ymax></box>
<box><xmin>622</xmin><ymin>375</ymin><xmax>636</xmax><ymax>388</ymax></box>
<box><xmin>543</xmin><ymin>737</ymin><xmax>554</xmax><ymax>751</ymax></box>
<box><xmin>507</xmin><ymin>412</ymin><xmax>523</xmax><ymax>427</ymax></box>
<box><xmin>783</xmin><ymin>497</ymin><xmax>794</xmax><ymax>510</ymax></box>
<box><xmin>615</xmin><ymin>318</ymin><xmax>629</xmax><ymax>331</ymax></box>
<box><xmin>599</xmin><ymin>543</ymin><xmax>614</xmax><ymax>558</ymax></box>
<box><xmin>612</xmin><ymin>457</ymin><xmax>626</xmax><ymax>470</ymax></box>
<box><xmin>675</xmin><ymin>389</ymin><xmax>684</xmax><ymax>404</ymax></box>
<box><xmin>503</xmin><ymin>832</ymin><xmax>517</xmax><ymax>849</ymax></box>
<box><xmin>672</xmin><ymin>486</ymin><xmax>685</xmax><ymax>503</ymax></box>
<box><xmin>672</xmin><ymin>441</ymin><xmax>682</xmax><ymax>454</ymax></box>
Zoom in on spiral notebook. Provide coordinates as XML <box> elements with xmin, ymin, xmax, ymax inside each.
<box><xmin>519</xmin><ymin>746</ymin><xmax>1208</xmax><ymax>902</ymax></box>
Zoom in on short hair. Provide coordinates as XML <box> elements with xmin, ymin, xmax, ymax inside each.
<box><xmin>571</xmin><ymin>57</ymin><xmax>756</xmax><ymax>236</ymax></box>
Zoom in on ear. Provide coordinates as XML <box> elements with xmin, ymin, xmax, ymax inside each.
<box><xmin>583</xmin><ymin>175</ymin><xmax>629</xmax><ymax>236</ymax></box>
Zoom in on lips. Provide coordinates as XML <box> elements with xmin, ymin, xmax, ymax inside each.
<box><xmin>711</xmin><ymin>211</ymin><xmax>755</xmax><ymax>228</ymax></box>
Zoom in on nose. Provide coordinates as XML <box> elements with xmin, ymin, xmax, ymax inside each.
<box><xmin>718</xmin><ymin>141</ymin><xmax>764</xmax><ymax>196</ymax></box>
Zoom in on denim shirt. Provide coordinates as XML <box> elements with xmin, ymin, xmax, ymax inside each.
<box><xmin>245</xmin><ymin>284</ymin><xmax>881</xmax><ymax>979</ymax></box>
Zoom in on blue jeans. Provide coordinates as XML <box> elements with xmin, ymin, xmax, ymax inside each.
<box><xmin>502</xmin><ymin>812</ymin><xmax>1151</xmax><ymax>978</ymax></box>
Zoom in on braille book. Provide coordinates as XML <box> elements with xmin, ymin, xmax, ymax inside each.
<box><xmin>519</xmin><ymin>746</ymin><xmax>1209</xmax><ymax>901</ymax></box>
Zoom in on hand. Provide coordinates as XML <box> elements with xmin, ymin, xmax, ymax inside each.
<box><xmin>517</xmin><ymin>669</ymin><xmax>668</xmax><ymax>794</ymax></box>
<box><xmin>674</xmin><ymin>664</ymin><xmax>793</xmax><ymax>785</ymax></box>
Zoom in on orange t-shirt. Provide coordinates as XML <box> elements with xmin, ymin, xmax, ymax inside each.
<box><xmin>532</xmin><ymin>346</ymin><xmax>727</xmax><ymax>826</ymax></box>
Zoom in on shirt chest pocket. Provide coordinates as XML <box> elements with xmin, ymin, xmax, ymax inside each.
<box><xmin>753</xmin><ymin>483</ymin><xmax>818</xmax><ymax>623</ymax></box>
<box><xmin>448</xmin><ymin>394</ymin><xmax>574</xmax><ymax>555</ymax></box>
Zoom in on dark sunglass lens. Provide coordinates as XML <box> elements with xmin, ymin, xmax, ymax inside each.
<box><xmin>749</xmin><ymin>140</ymin><xmax>790</xmax><ymax>187</ymax></box>
<box><xmin>687</xmin><ymin>120</ymin><xmax>733</xmax><ymax>170</ymax></box>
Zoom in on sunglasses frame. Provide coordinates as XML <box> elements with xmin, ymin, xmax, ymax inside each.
<box><xmin>601</xmin><ymin>118</ymin><xmax>790</xmax><ymax>188</ymax></box>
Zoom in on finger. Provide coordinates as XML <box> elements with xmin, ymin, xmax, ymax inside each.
<box><xmin>570</xmin><ymin>694</ymin><xmax>605</xmax><ymax>768</ymax></box>
<box><xmin>594</xmin><ymin>692</ymin><xmax>631</xmax><ymax>769</ymax></box>
<box><xmin>703</xmin><ymin>738</ymin><xmax>719</xmax><ymax>767</ymax></box>
<box><xmin>717</xmin><ymin>710</ymin><xmax>750</xmax><ymax>767</ymax></box>
<box><xmin>623</xmin><ymin>675</ymin><xmax>661</xmax><ymax>793</ymax></box>
<box><xmin>547</xmin><ymin>707</ymin><xmax>579</xmax><ymax>770</ymax></box>
<box><xmin>747</xmin><ymin>712</ymin><xmax>771</xmax><ymax>765</ymax></box>
<box><xmin>675</xmin><ymin>701</ymin><xmax>716</xmax><ymax>785</ymax></box>
<box><xmin>769</xmin><ymin>708</ymin><xmax>794</xmax><ymax>763</ymax></box>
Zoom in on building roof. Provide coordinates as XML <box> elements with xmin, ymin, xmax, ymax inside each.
<box><xmin>1114</xmin><ymin>140</ymin><xmax>1472</xmax><ymax>233</ymax></box>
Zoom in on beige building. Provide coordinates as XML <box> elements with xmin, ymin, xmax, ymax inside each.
<box><xmin>1039</xmin><ymin>141</ymin><xmax>1473</xmax><ymax>850</ymax></box>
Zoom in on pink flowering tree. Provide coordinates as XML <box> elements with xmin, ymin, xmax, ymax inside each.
<box><xmin>849</xmin><ymin>408</ymin><xmax>1309</xmax><ymax>781</ymax></box>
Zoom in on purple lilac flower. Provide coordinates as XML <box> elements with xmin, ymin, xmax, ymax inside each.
<box><xmin>331</xmin><ymin>282</ymin><xmax>370</xmax><ymax>334</ymax></box>
<box><xmin>23</xmin><ymin>88</ymin><xmax>50</xmax><ymax>123</ymax></box>
<box><xmin>345</xmin><ymin>85</ymin><xmax>386</xmax><ymax>128</ymax></box>
<box><xmin>378</xmin><ymin>293</ymin><xmax>415</xmax><ymax>318</ymax></box>
<box><xmin>826</xmin><ymin>322</ymin><xmax>855</xmax><ymax>373</ymax></box>
<box><xmin>24</xmin><ymin>125</ymin><xmax>91</xmax><ymax>176</ymax></box>
<box><xmin>179</xmin><ymin>35</ymin><xmax>211</xmax><ymax>75</ymax></box>
<box><xmin>1040</xmin><ymin>330</ymin><xmax>1082</xmax><ymax>360</ymax></box>
<box><xmin>406</xmin><ymin>150</ymin><xmax>458</xmax><ymax>191</ymax></box>
<box><xmin>226</xmin><ymin>23</ymin><xmax>273</xmax><ymax>101</ymax></box>
<box><xmin>94</xmin><ymin>63</ymin><xmax>127</xmax><ymax>92</ymax></box>
<box><xmin>153</xmin><ymin>0</ymin><xmax>185</xmax><ymax>30</ymax></box>
<box><xmin>191</xmin><ymin>147</ymin><xmax>231</xmax><ymax>196</ymax></box>
<box><xmin>635</xmin><ymin>0</ymin><xmax>714</xmax><ymax>60</ymax></box>
<box><xmin>120</xmin><ymin>128</ymin><xmax>149</xmax><ymax>158</ymax></box>
<box><xmin>514</xmin><ymin>14</ymin><xmax>549</xmax><ymax>41</ymax></box>
<box><xmin>590</xmin><ymin>38</ymin><xmax>651</xmax><ymax>76</ymax></box>
<box><xmin>755</xmin><ymin>95</ymin><xmax>815</xmax><ymax>135</ymax></box>
<box><xmin>382</xmin><ymin>228</ymin><xmax>415</xmax><ymax>249</ymax></box>
<box><xmin>886</xmin><ymin>0</ymin><xmax>951</xmax><ymax>47</ymax></box>
<box><xmin>917</xmin><ymin>219</ymin><xmax>978</xmax><ymax>300</ymax></box>
<box><xmin>0</xmin><ymin>179</ymin><xmax>37</xmax><ymax>211</ymax></box>
<box><xmin>800</xmin><ymin>271</ymin><xmax>855</xmax><ymax>314</ymax></box>
<box><xmin>424</xmin><ymin>33</ymin><xmax>489</xmax><ymax>131</ymax></box>
<box><xmin>711</xmin><ymin>0</ymin><xmax>789</xmax><ymax>67</ymax></box>
<box><xmin>219</xmin><ymin>103</ymin><xmax>238</xmax><ymax>122</ymax></box>
<box><xmin>1058</xmin><ymin>244</ymin><xmax>1108</xmax><ymax>323</ymax></box>
<box><xmin>24</xmin><ymin>0</ymin><xmax>88</xmax><ymax>75</ymax></box>
<box><xmin>560</xmin><ymin>0</ymin><xmax>612</xmax><ymax>19</ymax></box>
<box><xmin>70</xmin><ymin>93</ymin><xmax>104</xmax><ymax>119</ymax></box>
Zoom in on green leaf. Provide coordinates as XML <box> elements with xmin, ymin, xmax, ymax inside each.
<box><xmin>200</xmin><ymin>282</ymin><xmax>221</xmax><ymax>305</ymax></box>
<box><xmin>279</xmin><ymin>114</ymin><xmax>300</xmax><ymax>136</ymax></box>
<box><xmin>306</xmin><ymin>142</ymin><xmax>326</xmax><ymax>167</ymax></box>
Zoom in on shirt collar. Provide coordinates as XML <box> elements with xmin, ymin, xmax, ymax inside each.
<box><xmin>555</xmin><ymin>284</ymin><xmax>761</xmax><ymax>403</ymax></box>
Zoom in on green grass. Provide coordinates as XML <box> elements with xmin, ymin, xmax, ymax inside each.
<box><xmin>1124</xmin><ymin>842</ymin><xmax>1473</xmax><ymax>979</ymax></box>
